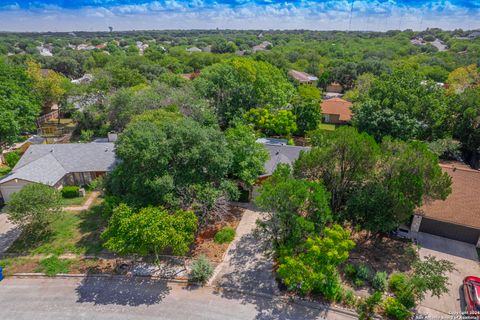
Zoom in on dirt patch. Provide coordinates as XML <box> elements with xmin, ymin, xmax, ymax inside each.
<box><xmin>192</xmin><ymin>206</ymin><xmax>244</xmax><ymax>264</ymax></box>
<box><xmin>348</xmin><ymin>230</ymin><xmax>418</xmax><ymax>274</ymax></box>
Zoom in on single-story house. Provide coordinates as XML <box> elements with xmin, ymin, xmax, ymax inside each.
<box><xmin>260</xmin><ymin>144</ymin><xmax>310</xmax><ymax>178</ymax></box>
<box><xmin>288</xmin><ymin>70</ymin><xmax>318</xmax><ymax>84</ymax></box>
<box><xmin>320</xmin><ymin>98</ymin><xmax>352</xmax><ymax>124</ymax></box>
<box><xmin>186</xmin><ymin>47</ymin><xmax>202</xmax><ymax>53</ymax></box>
<box><xmin>252</xmin><ymin>41</ymin><xmax>272</xmax><ymax>52</ymax></box>
<box><xmin>326</xmin><ymin>82</ymin><xmax>343</xmax><ymax>93</ymax></box>
<box><xmin>0</xmin><ymin>143</ymin><xmax>117</xmax><ymax>202</ymax></box>
<box><xmin>411</xmin><ymin>161</ymin><xmax>480</xmax><ymax>247</ymax></box>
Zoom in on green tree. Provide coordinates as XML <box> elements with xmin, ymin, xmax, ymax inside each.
<box><xmin>107</xmin><ymin>110</ymin><xmax>236</xmax><ymax>225</ymax></box>
<box><xmin>0</xmin><ymin>59</ymin><xmax>41</xmax><ymax>146</ymax></box>
<box><xmin>195</xmin><ymin>58</ymin><xmax>294</xmax><ymax>125</ymax></box>
<box><xmin>352</xmin><ymin>69</ymin><xmax>451</xmax><ymax>141</ymax></box>
<box><xmin>225</xmin><ymin>123</ymin><xmax>269</xmax><ymax>187</ymax></box>
<box><xmin>294</xmin><ymin>127</ymin><xmax>379</xmax><ymax>213</ymax></box>
<box><xmin>255</xmin><ymin>165</ymin><xmax>332</xmax><ymax>248</ymax></box>
<box><xmin>411</xmin><ymin>255</ymin><xmax>456</xmax><ymax>302</ymax></box>
<box><xmin>102</xmin><ymin>204</ymin><xmax>197</xmax><ymax>259</ymax></box>
<box><xmin>6</xmin><ymin>183</ymin><xmax>62</xmax><ymax>234</ymax></box>
<box><xmin>453</xmin><ymin>88</ymin><xmax>480</xmax><ymax>168</ymax></box>
<box><xmin>346</xmin><ymin>139</ymin><xmax>451</xmax><ymax>233</ymax></box>
<box><xmin>276</xmin><ymin>224</ymin><xmax>355</xmax><ymax>298</ymax></box>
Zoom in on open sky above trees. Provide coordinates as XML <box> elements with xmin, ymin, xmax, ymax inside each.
<box><xmin>0</xmin><ymin>0</ymin><xmax>479</xmax><ymax>31</ymax></box>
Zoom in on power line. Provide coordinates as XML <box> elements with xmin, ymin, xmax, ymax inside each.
<box><xmin>348</xmin><ymin>0</ymin><xmax>355</xmax><ymax>31</ymax></box>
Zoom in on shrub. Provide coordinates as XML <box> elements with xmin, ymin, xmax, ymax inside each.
<box><xmin>389</xmin><ymin>273</ymin><xmax>409</xmax><ymax>292</ymax></box>
<box><xmin>384</xmin><ymin>297</ymin><xmax>412</xmax><ymax>320</ymax></box>
<box><xmin>389</xmin><ymin>273</ymin><xmax>416</xmax><ymax>309</ymax></box>
<box><xmin>88</xmin><ymin>176</ymin><xmax>105</xmax><ymax>191</ymax></box>
<box><xmin>80</xmin><ymin>129</ymin><xmax>94</xmax><ymax>142</ymax></box>
<box><xmin>189</xmin><ymin>255</ymin><xmax>214</xmax><ymax>284</ymax></box>
<box><xmin>354</xmin><ymin>278</ymin><xmax>366</xmax><ymax>287</ymax></box>
<box><xmin>357</xmin><ymin>291</ymin><xmax>382</xmax><ymax>320</ymax></box>
<box><xmin>36</xmin><ymin>256</ymin><xmax>71</xmax><ymax>276</ymax></box>
<box><xmin>373</xmin><ymin>271</ymin><xmax>388</xmax><ymax>292</ymax></box>
<box><xmin>4</xmin><ymin>151</ymin><xmax>20</xmax><ymax>168</ymax></box>
<box><xmin>344</xmin><ymin>264</ymin><xmax>357</xmax><ymax>279</ymax></box>
<box><xmin>343</xmin><ymin>289</ymin><xmax>357</xmax><ymax>307</ymax></box>
<box><xmin>214</xmin><ymin>227</ymin><xmax>236</xmax><ymax>244</ymax></box>
<box><xmin>357</xmin><ymin>265</ymin><xmax>370</xmax><ymax>281</ymax></box>
<box><xmin>61</xmin><ymin>186</ymin><xmax>80</xmax><ymax>198</ymax></box>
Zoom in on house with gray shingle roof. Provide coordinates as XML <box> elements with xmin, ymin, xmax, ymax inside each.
<box><xmin>0</xmin><ymin>143</ymin><xmax>117</xmax><ymax>202</ymax></box>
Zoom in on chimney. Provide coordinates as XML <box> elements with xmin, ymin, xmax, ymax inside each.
<box><xmin>107</xmin><ymin>132</ymin><xmax>118</xmax><ymax>142</ymax></box>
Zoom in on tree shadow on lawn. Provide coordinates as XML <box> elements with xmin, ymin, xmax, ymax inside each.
<box><xmin>76</xmin><ymin>204</ymin><xmax>108</xmax><ymax>255</ymax></box>
<box><xmin>75</xmin><ymin>276</ymin><xmax>171</xmax><ymax>306</ymax></box>
<box><xmin>213</xmin><ymin>230</ymin><xmax>326</xmax><ymax>320</ymax></box>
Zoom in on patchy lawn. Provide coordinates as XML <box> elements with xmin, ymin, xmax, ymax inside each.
<box><xmin>7</xmin><ymin>203</ymin><xmax>107</xmax><ymax>256</ymax></box>
<box><xmin>59</xmin><ymin>192</ymin><xmax>91</xmax><ymax>206</ymax></box>
<box><xmin>192</xmin><ymin>206</ymin><xmax>244</xmax><ymax>264</ymax></box>
<box><xmin>318</xmin><ymin>123</ymin><xmax>336</xmax><ymax>131</ymax></box>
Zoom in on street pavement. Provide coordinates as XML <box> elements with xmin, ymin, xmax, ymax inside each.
<box><xmin>0</xmin><ymin>277</ymin><xmax>355</xmax><ymax>320</ymax></box>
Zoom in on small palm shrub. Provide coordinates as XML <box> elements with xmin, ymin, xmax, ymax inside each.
<box><xmin>372</xmin><ymin>271</ymin><xmax>388</xmax><ymax>292</ymax></box>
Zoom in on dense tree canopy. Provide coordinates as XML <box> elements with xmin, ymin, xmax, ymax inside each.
<box><xmin>195</xmin><ymin>58</ymin><xmax>294</xmax><ymax>125</ymax></box>
<box><xmin>0</xmin><ymin>59</ymin><xmax>41</xmax><ymax>145</ymax></box>
<box><xmin>107</xmin><ymin>110</ymin><xmax>235</xmax><ymax>224</ymax></box>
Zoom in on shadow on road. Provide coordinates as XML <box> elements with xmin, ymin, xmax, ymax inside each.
<box><xmin>75</xmin><ymin>276</ymin><xmax>171</xmax><ymax>306</ymax></box>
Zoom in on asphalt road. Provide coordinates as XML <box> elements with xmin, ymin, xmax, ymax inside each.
<box><xmin>0</xmin><ymin>277</ymin><xmax>355</xmax><ymax>320</ymax></box>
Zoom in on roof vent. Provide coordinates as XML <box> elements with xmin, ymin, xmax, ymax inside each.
<box><xmin>275</xmin><ymin>151</ymin><xmax>280</xmax><ymax>155</ymax></box>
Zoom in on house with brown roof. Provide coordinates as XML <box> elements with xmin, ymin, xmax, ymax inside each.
<box><xmin>288</xmin><ymin>70</ymin><xmax>318</xmax><ymax>84</ymax></box>
<box><xmin>411</xmin><ymin>161</ymin><xmax>480</xmax><ymax>247</ymax></box>
<box><xmin>320</xmin><ymin>98</ymin><xmax>352</xmax><ymax>124</ymax></box>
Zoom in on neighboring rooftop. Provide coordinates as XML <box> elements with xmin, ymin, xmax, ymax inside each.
<box><xmin>260</xmin><ymin>144</ymin><xmax>310</xmax><ymax>177</ymax></box>
<box><xmin>288</xmin><ymin>70</ymin><xmax>318</xmax><ymax>83</ymax></box>
<box><xmin>417</xmin><ymin>161</ymin><xmax>480</xmax><ymax>229</ymax></box>
<box><xmin>320</xmin><ymin>98</ymin><xmax>353</xmax><ymax>121</ymax></box>
<box><xmin>0</xmin><ymin>143</ymin><xmax>117</xmax><ymax>186</ymax></box>
<box><xmin>256</xmin><ymin>137</ymin><xmax>288</xmax><ymax>146</ymax></box>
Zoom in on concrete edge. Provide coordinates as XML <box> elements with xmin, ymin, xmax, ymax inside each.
<box><xmin>215</xmin><ymin>285</ymin><xmax>359</xmax><ymax>319</ymax></box>
<box><xmin>11</xmin><ymin>272</ymin><xmax>190</xmax><ymax>284</ymax></box>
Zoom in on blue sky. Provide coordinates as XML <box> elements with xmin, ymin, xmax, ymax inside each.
<box><xmin>0</xmin><ymin>1</ymin><xmax>479</xmax><ymax>31</ymax></box>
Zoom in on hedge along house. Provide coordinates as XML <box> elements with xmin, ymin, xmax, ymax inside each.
<box><xmin>411</xmin><ymin>161</ymin><xmax>480</xmax><ymax>247</ymax></box>
<box><xmin>0</xmin><ymin>143</ymin><xmax>117</xmax><ymax>203</ymax></box>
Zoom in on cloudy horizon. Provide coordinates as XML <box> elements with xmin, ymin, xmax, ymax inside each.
<box><xmin>0</xmin><ymin>0</ymin><xmax>479</xmax><ymax>32</ymax></box>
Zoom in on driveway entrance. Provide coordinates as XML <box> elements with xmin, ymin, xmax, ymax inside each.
<box><xmin>414</xmin><ymin>232</ymin><xmax>480</xmax><ymax>317</ymax></box>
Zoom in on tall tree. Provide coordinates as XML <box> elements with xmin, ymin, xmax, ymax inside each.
<box><xmin>195</xmin><ymin>58</ymin><xmax>294</xmax><ymax>125</ymax></box>
<box><xmin>294</xmin><ymin>127</ymin><xmax>379</xmax><ymax>213</ymax></box>
<box><xmin>0</xmin><ymin>59</ymin><xmax>41</xmax><ymax>146</ymax></box>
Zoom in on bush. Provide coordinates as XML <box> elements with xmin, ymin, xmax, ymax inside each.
<box><xmin>189</xmin><ymin>255</ymin><xmax>214</xmax><ymax>284</ymax></box>
<box><xmin>343</xmin><ymin>289</ymin><xmax>357</xmax><ymax>307</ymax></box>
<box><xmin>344</xmin><ymin>264</ymin><xmax>357</xmax><ymax>278</ymax></box>
<box><xmin>384</xmin><ymin>297</ymin><xmax>412</xmax><ymax>320</ymax></box>
<box><xmin>88</xmin><ymin>176</ymin><xmax>105</xmax><ymax>191</ymax></box>
<box><xmin>357</xmin><ymin>265</ymin><xmax>370</xmax><ymax>281</ymax></box>
<box><xmin>61</xmin><ymin>186</ymin><xmax>80</xmax><ymax>198</ymax></box>
<box><xmin>36</xmin><ymin>256</ymin><xmax>71</xmax><ymax>276</ymax></box>
<box><xmin>214</xmin><ymin>227</ymin><xmax>236</xmax><ymax>244</ymax></box>
<box><xmin>4</xmin><ymin>151</ymin><xmax>20</xmax><ymax>168</ymax></box>
<box><xmin>389</xmin><ymin>273</ymin><xmax>408</xmax><ymax>292</ymax></box>
<box><xmin>373</xmin><ymin>271</ymin><xmax>388</xmax><ymax>292</ymax></box>
<box><xmin>389</xmin><ymin>273</ymin><xmax>416</xmax><ymax>309</ymax></box>
<box><xmin>357</xmin><ymin>291</ymin><xmax>382</xmax><ymax>320</ymax></box>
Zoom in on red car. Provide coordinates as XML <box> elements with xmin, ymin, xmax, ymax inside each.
<box><xmin>464</xmin><ymin>276</ymin><xmax>480</xmax><ymax>318</ymax></box>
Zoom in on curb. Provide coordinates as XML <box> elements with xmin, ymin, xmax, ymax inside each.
<box><xmin>11</xmin><ymin>272</ymin><xmax>190</xmax><ymax>284</ymax></box>
<box><xmin>215</xmin><ymin>285</ymin><xmax>359</xmax><ymax>319</ymax></box>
